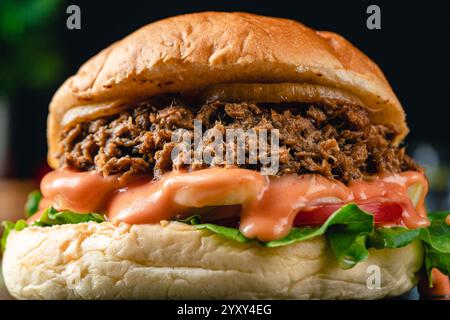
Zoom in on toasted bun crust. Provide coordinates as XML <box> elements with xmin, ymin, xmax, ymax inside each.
<box><xmin>3</xmin><ymin>222</ymin><xmax>422</xmax><ymax>300</ymax></box>
<box><xmin>47</xmin><ymin>12</ymin><xmax>408</xmax><ymax>168</ymax></box>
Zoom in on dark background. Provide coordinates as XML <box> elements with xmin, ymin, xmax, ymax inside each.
<box><xmin>1</xmin><ymin>0</ymin><xmax>450</xmax><ymax>209</ymax></box>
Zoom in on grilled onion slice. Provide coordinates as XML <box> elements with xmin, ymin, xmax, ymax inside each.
<box><xmin>202</xmin><ymin>83</ymin><xmax>364</xmax><ymax>106</ymax></box>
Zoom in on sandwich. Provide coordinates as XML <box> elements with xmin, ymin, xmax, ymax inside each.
<box><xmin>1</xmin><ymin>12</ymin><xmax>449</xmax><ymax>300</ymax></box>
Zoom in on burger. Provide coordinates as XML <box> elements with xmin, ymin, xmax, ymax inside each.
<box><xmin>1</xmin><ymin>12</ymin><xmax>449</xmax><ymax>300</ymax></box>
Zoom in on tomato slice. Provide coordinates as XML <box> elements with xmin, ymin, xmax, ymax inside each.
<box><xmin>293</xmin><ymin>202</ymin><xmax>404</xmax><ymax>227</ymax></box>
<box><xmin>201</xmin><ymin>202</ymin><xmax>404</xmax><ymax>228</ymax></box>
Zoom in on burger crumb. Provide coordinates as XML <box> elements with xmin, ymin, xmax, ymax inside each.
<box><xmin>160</xmin><ymin>220</ymin><xmax>170</xmax><ymax>227</ymax></box>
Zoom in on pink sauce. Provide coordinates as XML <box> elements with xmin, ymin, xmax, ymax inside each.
<box><xmin>39</xmin><ymin>167</ymin><xmax>429</xmax><ymax>241</ymax></box>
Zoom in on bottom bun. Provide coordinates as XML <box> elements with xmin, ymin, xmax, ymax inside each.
<box><xmin>2</xmin><ymin>221</ymin><xmax>422</xmax><ymax>299</ymax></box>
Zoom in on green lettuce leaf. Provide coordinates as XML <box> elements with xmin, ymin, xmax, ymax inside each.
<box><xmin>266</xmin><ymin>204</ymin><xmax>374</xmax><ymax>269</ymax></box>
<box><xmin>265</xmin><ymin>204</ymin><xmax>373</xmax><ymax>247</ymax></box>
<box><xmin>179</xmin><ymin>215</ymin><xmax>251</xmax><ymax>243</ymax></box>
<box><xmin>367</xmin><ymin>227</ymin><xmax>421</xmax><ymax>249</ymax></box>
<box><xmin>1</xmin><ymin>219</ymin><xmax>28</xmax><ymax>253</ymax></box>
<box><xmin>1</xmin><ymin>207</ymin><xmax>105</xmax><ymax>252</ymax></box>
<box><xmin>423</xmin><ymin>244</ymin><xmax>450</xmax><ymax>286</ymax></box>
<box><xmin>417</xmin><ymin>211</ymin><xmax>450</xmax><ymax>285</ymax></box>
<box><xmin>418</xmin><ymin>211</ymin><xmax>450</xmax><ymax>253</ymax></box>
<box><xmin>24</xmin><ymin>190</ymin><xmax>42</xmax><ymax>218</ymax></box>
<box><xmin>327</xmin><ymin>231</ymin><xmax>370</xmax><ymax>269</ymax></box>
<box><xmin>32</xmin><ymin>207</ymin><xmax>105</xmax><ymax>227</ymax></box>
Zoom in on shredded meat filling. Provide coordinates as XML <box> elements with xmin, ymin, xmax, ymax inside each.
<box><xmin>59</xmin><ymin>99</ymin><xmax>420</xmax><ymax>183</ymax></box>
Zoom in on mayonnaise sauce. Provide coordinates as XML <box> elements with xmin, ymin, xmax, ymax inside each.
<box><xmin>40</xmin><ymin>167</ymin><xmax>429</xmax><ymax>241</ymax></box>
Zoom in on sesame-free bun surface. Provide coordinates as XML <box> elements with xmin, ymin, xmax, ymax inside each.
<box><xmin>3</xmin><ymin>222</ymin><xmax>422</xmax><ymax>300</ymax></box>
<box><xmin>47</xmin><ymin>12</ymin><xmax>408</xmax><ymax>168</ymax></box>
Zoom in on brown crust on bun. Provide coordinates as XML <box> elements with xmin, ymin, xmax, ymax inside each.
<box><xmin>47</xmin><ymin>12</ymin><xmax>408</xmax><ymax>168</ymax></box>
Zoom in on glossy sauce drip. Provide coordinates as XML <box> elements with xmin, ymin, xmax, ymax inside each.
<box><xmin>40</xmin><ymin>168</ymin><xmax>429</xmax><ymax>241</ymax></box>
<box><xmin>41</xmin><ymin>169</ymin><xmax>124</xmax><ymax>212</ymax></box>
<box><xmin>349</xmin><ymin>171</ymin><xmax>429</xmax><ymax>229</ymax></box>
<box><xmin>108</xmin><ymin>168</ymin><xmax>267</xmax><ymax>224</ymax></box>
<box><xmin>240</xmin><ymin>174</ymin><xmax>353</xmax><ymax>241</ymax></box>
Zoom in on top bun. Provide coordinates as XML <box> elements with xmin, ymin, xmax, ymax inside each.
<box><xmin>47</xmin><ymin>12</ymin><xmax>407</xmax><ymax>168</ymax></box>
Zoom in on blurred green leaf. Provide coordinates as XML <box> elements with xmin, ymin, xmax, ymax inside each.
<box><xmin>0</xmin><ymin>0</ymin><xmax>60</xmax><ymax>41</ymax></box>
<box><xmin>0</xmin><ymin>0</ymin><xmax>63</xmax><ymax>94</ymax></box>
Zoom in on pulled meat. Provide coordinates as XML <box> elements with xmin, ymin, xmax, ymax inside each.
<box><xmin>59</xmin><ymin>99</ymin><xmax>420</xmax><ymax>183</ymax></box>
